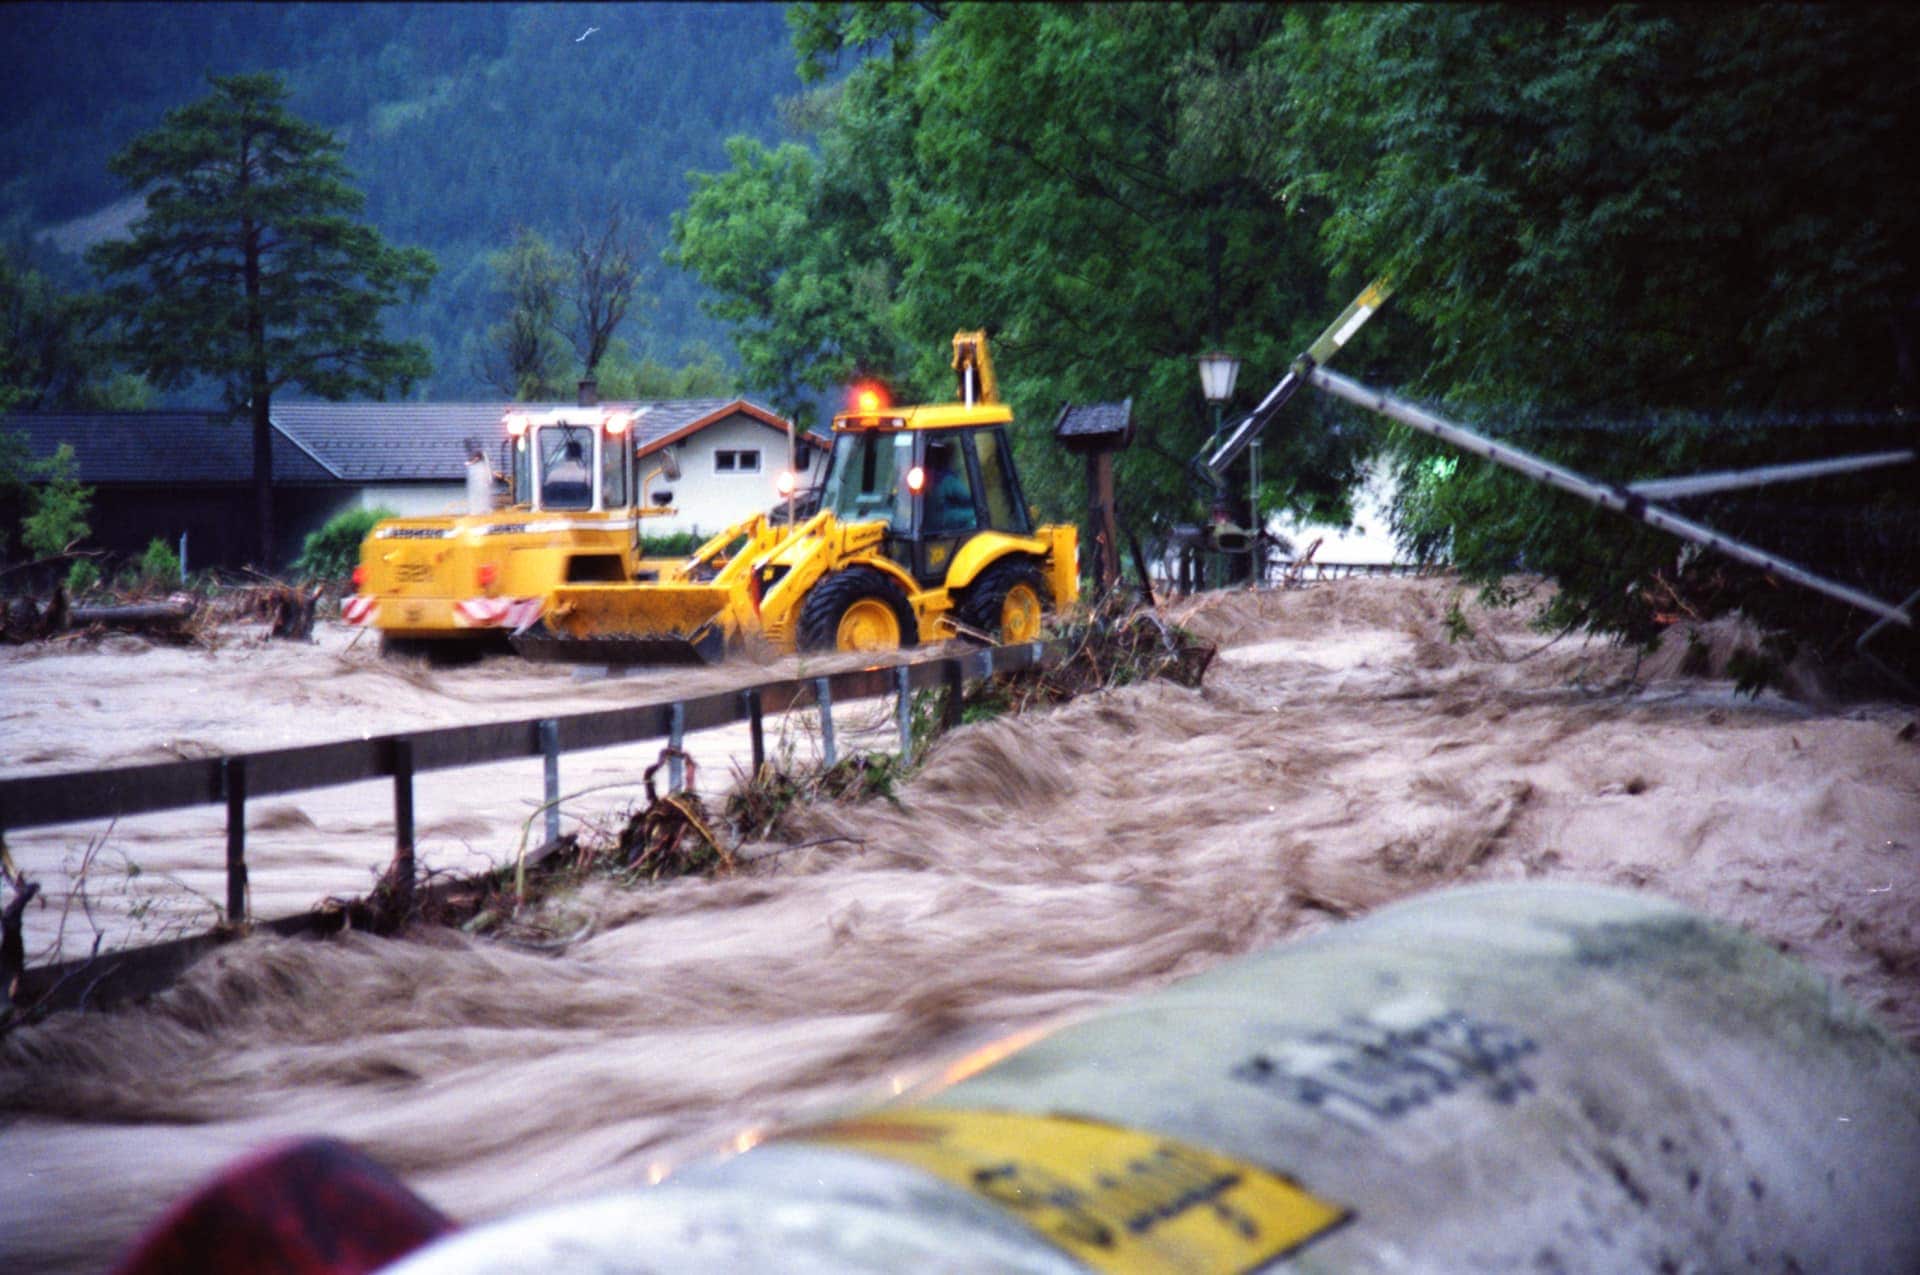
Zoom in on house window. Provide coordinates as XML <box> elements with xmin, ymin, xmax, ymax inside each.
<box><xmin>715</xmin><ymin>449</ymin><xmax>761</xmax><ymax>473</ymax></box>
<box><xmin>794</xmin><ymin>448</ymin><xmax>811</xmax><ymax>473</ymax></box>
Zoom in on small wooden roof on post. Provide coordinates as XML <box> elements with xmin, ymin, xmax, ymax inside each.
<box><xmin>1051</xmin><ymin>399</ymin><xmax>1134</xmax><ymax>455</ymax></box>
<box><xmin>1053</xmin><ymin>399</ymin><xmax>1134</xmax><ymax>593</ymax></box>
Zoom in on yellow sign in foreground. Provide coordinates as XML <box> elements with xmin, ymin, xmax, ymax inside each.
<box><xmin>795</xmin><ymin>1108</ymin><xmax>1349</xmax><ymax>1272</ymax></box>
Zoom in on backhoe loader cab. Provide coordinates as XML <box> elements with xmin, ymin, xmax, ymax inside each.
<box><xmin>820</xmin><ymin>411</ymin><xmax>1038</xmax><ymax>587</ymax></box>
<box><xmin>343</xmin><ymin>406</ymin><xmax>679</xmax><ymax>658</ymax></box>
<box><xmin>515</xmin><ymin>331</ymin><xmax>1079</xmax><ymax>664</ymax></box>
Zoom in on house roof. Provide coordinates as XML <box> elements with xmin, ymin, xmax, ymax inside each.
<box><xmin>270</xmin><ymin>397</ymin><xmax>820</xmax><ymax>482</ymax></box>
<box><xmin>0</xmin><ymin>411</ymin><xmax>337</xmax><ymax>485</ymax></box>
<box><xmin>3</xmin><ymin>399</ymin><xmax>820</xmax><ymax>486</ymax></box>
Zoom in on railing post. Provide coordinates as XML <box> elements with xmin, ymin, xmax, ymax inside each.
<box><xmin>391</xmin><ymin>738</ymin><xmax>415</xmax><ymax>916</ymax></box>
<box><xmin>538</xmin><ymin>719</ymin><xmax>561</xmax><ymax>845</ymax></box>
<box><xmin>222</xmin><ymin>756</ymin><xmax>247</xmax><ymax>924</ymax></box>
<box><xmin>943</xmin><ymin>658</ymin><xmax>965</xmax><ymax>731</ymax></box>
<box><xmin>668</xmin><ymin>702</ymin><xmax>686</xmax><ymax>792</ymax></box>
<box><xmin>894</xmin><ymin>665</ymin><xmax>913</xmax><ymax>759</ymax></box>
<box><xmin>815</xmin><ymin>677</ymin><xmax>837</xmax><ymax>767</ymax></box>
<box><xmin>743</xmin><ymin>689</ymin><xmax>765</xmax><ymax>775</ymax></box>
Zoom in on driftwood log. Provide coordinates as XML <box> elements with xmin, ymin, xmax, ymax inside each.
<box><xmin>0</xmin><ymin>584</ymin><xmax>325</xmax><ymax>645</ymax></box>
<box><xmin>69</xmin><ymin>600</ymin><xmax>198</xmax><ymax>627</ymax></box>
<box><xmin>0</xmin><ymin>589</ymin><xmax>198</xmax><ymax>643</ymax></box>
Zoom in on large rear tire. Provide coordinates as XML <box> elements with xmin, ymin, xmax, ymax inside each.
<box><xmin>798</xmin><ymin>567</ymin><xmax>919</xmax><ymax>653</ymax></box>
<box><xmin>378</xmin><ymin>634</ymin><xmax>434</xmax><ymax>661</ymax></box>
<box><xmin>958</xmin><ymin>558</ymin><xmax>1051</xmax><ymax>644</ymax></box>
<box><xmin>378</xmin><ymin>634</ymin><xmax>495</xmax><ymax>666</ymax></box>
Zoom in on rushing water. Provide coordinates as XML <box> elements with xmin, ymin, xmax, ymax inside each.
<box><xmin>3</xmin><ymin>578</ymin><xmax>1916</xmax><ymax>1273</ymax></box>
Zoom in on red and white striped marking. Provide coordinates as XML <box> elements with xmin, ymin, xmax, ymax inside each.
<box><xmin>342</xmin><ymin>596</ymin><xmax>378</xmax><ymax>626</ymax></box>
<box><xmin>453</xmin><ymin>597</ymin><xmax>543</xmax><ymax>630</ymax></box>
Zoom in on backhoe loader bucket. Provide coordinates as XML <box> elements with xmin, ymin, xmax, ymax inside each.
<box><xmin>510</xmin><ymin>583</ymin><xmax>736</xmax><ymax>665</ymax></box>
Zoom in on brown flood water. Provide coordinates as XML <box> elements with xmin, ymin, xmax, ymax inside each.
<box><xmin>2</xmin><ymin>577</ymin><xmax>1917</xmax><ymax>1274</ymax></box>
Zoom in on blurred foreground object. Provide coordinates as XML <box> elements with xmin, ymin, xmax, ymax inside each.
<box><xmin>121</xmin><ymin>884</ymin><xmax>1920</xmax><ymax>1272</ymax></box>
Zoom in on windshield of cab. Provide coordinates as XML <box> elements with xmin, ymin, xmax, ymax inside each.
<box><xmin>538</xmin><ymin>423</ymin><xmax>596</xmax><ymax>510</ymax></box>
<box><xmin>820</xmin><ymin>430</ymin><xmax>912</xmax><ymax>530</ymax></box>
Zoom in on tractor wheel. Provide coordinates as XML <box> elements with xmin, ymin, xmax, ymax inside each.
<box><xmin>378</xmin><ymin>634</ymin><xmax>493</xmax><ymax>666</ymax></box>
<box><xmin>958</xmin><ymin>558</ymin><xmax>1051</xmax><ymax>644</ymax></box>
<box><xmin>798</xmin><ymin>567</ymin><xmax>920</xmax><ymax>653</ymax></box>
<box><xmin>378</xmin><ymin>634</ymin><xmax>434</xmax><ymax>661</ymax></box>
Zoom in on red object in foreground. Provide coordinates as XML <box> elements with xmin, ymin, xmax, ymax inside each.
<box><xmin>111</xmin><ymin>1137</ymin><xmax>454</xmax><ymax>1275</ymax></box>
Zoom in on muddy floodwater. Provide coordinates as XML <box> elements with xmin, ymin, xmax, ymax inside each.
<box><xmin>2</xmin><ymin>577</ymin><xmax>1917</xmax><ymax>1274</ymax></box>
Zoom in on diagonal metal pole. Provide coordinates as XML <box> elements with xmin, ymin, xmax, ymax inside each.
<box><xmin>1309</xmin><ymin>368</ymin><xmax>1914</xmax><ymax>628</ymax></box>
<box><xmin>1627</xmin><ymin>450</ymin><xmax>1914</xmax><ymax>501</ymax></box>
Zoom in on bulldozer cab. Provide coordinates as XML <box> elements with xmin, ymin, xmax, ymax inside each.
<box><xmin>506</xmin><ymin>409</ymin><xmax>637</xmax><ymax>513</ymax></box>
<box><xmin>818</xmin><ymin>423</ymin><xmax>1033</xmax><ymax>587</ymax></box>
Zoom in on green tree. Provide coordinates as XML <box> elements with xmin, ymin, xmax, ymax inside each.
<box><xmin>675</xmin><ymin>4</ymin><xmax>1371</xmax><ymax>548</ymax></box>
<box><xmin>0</xmin><ymin>427</ymin><xmax>36</xmax><ymax>557</ymax></box>
<box><xmin>595</xmin><ymin>339</ymin><xmax>735</xmax><ymax>400</ymax></box>
<box><xmin>1215</xmin><ymin>6</ymin><xmax>1920</xmax><ymax>650</ymax></box>
<box><xmin>89</xmin><ymin>72</ymin><xmax>435</xmax><ymax>567</ymax></box>
<box><xmin>1</xmin><ymin>245</ymin><xmax>90</xmax><ymax>411</ymax></box>
<box><xmin>475</xmin><ymin>227</ymin><xmax>571</xmax><ymax>400</ymax></box>
<box><xmin>670</xmin><ymin>133</ymin><xmax>909</xmax><ymax>421</ymax></box>
<box><xmin>0</xmin><ymin>241</ymin><xmax>154</xmax><ymax>411</ymax></box>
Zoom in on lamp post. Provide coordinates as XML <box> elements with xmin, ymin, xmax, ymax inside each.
<box><xmin>1196</xmin><ymin>351</ymin><xmax>1241</xmax><ymax>587</ymax></box>
<box><xmin>1196</xmin><ymin>351</ymin><xmax>1241</xmax><ymax>422</ymax></box>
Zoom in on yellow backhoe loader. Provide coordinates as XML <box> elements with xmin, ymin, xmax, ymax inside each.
<box><xmin>512</xmin><ymin>332</ymin><xmax>1078</xmax><ymax>663</ymax></box>
<box><xmin>344</xmin><ymin>403</ymin><xmax>682</xmax><ymax>659</ymax></box>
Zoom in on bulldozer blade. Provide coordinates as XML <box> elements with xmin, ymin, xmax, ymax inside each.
<box><xmin>544</xmin><ymin>582</ymin><xmax>735</xmax><ymax>638</ymax></box>
<box><xmin>512</xmin><ymin>621</ymin><xmax>727</xmax><ymax>666</ymax></box>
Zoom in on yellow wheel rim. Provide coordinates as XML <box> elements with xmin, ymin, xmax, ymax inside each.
<box><xmin>1000</xmin><ymin>583</ymin><xmax>1043</xmax><ymax>643</ymax></box>
<box><xmin>837</xmin><ymin>598</ymin><xmax>902</xmax><ymax>651</ymax></box>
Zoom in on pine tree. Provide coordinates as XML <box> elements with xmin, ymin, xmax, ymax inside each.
<box><xmin>89</xmin><ymin>73</ymin><xmax>435</xmax><ymax>566</ymax></box>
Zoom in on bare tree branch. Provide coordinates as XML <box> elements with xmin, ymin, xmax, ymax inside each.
<box><xmin>568</xmin><ymin>205</ymin><xmax>645</xmax><ymax>377</ymax></box>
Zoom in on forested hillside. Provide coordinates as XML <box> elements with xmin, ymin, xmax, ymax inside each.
<box><xmin>0</xmin><ymin>2</ymin><xmax>798</xmax><ymax>396</ymax></box>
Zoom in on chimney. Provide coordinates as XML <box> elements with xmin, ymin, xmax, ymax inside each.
<box><xmin>578</xmin><ymin>377</ymin><xmax>599</xmax><ymax>408</ymax></box>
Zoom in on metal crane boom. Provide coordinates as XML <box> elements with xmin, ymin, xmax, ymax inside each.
<box><xmin>1197</xmin><ymin>277</ymin><xmax>1393</xmax><ymax>491</ymax></box>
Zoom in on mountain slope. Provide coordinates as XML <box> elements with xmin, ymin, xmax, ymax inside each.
<box><xmin>0</xmin><ymin>2</ymin><xmax>802</xmax><ymax>396</ymax></box>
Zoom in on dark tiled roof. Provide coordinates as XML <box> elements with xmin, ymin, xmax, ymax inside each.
<box><xmin>0</xmin><ymin>411</ymin><xmax>337</xmax><ymax>484</ymax></box>
<box><xmin>3</xmin><ymin>400</ymin><xmax>816</xmax><ymax>487</ymax></box>
<box><xmin>1054</xmin><ymin>399</ymin><xmax>1134</xmax><ymax>441</ymax></box>
<box><xmin>272</xmin><ymin>398</ymin><xmax>814</xmax><ymax>481</ymax></box>
<box><xmin>270</xmin><ymin>401</ymin><xmax>516</xmax><ymax>482</ymax></box>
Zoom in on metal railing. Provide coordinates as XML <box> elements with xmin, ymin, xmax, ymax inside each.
<box><xmin>2</xmin><ymin>640</ymin><xmax>1059</xmax><ymax>992</ymax></box>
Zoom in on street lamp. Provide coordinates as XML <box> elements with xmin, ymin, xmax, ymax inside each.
<box><xmin>1195</xmin><ymin>351</ymin><xmax>1247</xmax><ymax>585</ymax></box>
<box><xmin>1195</xmin><ymin>351</ymin><xmax>1244</xmax><ymax>513</ymax></box>
<box><xmin>1195</xmin><ymin>351</ymin><xmax>1241</xmax><ymax>411</ymax></box>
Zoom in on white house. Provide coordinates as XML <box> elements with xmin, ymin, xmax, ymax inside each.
<box><xmin>630</xmin><ymin>399</ymin><xmax>830</xmax><ymax>538</ymax></box>
<box><xmin>269</xmin><ymin>397</ymin><xmax>826</xmax><ymax>542</ymax></box>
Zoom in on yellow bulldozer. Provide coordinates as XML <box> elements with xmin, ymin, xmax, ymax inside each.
<box><xmin>345</xmin><ymin>332</ymin><xmax>1076</xmax><ymax>664</ymax></box>
<box><xmin>344</xmin><ymin>402</ymin><xmax>683</xmax><ymax>659</ymax></box>
<box><xmin>512</xmin><ymin>331</ymin><xmax>1078</xmax><ymax>663</ymax></box>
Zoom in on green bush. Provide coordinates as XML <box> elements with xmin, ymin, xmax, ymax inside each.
<box><xmin>138</xmin><ymin>536</ymin><xmax>181</xmax><ymax>586</ymax></box>
<box><xmin>295</xmin><ymin>506</ymin><xmax>397</xmax><ymax>580</ymax></box>
<box><xmin>64</xmin><ymin>558</ymin><xmax>100</xmax><ymax>595</ymax></box>
<box><xmin>638</xmin><ymin>530</ymin><xmax>704</xmax><ymax>557</ymax></box>
<box><xmin>21</xmin><ymin>443</ymin><xmax>91</xmax><ymax>559</ymax></box>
